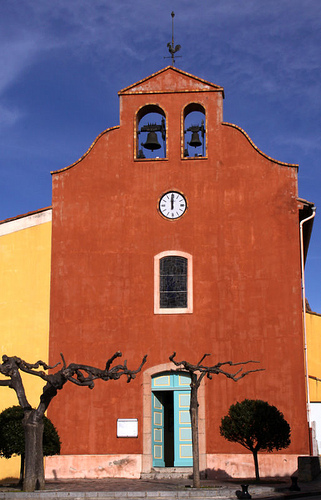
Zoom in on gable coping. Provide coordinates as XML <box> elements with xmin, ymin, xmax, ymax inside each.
<box><xmin>222</xmin><ymin>122</ymin><xmax>299</xmax><ymax>168</ymax></box>
<box><xmin>119</xmin><ymin>66</ymin><xmax>224</xmax><ymax>97</ymax></box>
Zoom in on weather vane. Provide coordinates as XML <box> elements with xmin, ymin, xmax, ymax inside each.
<box><xmin>165</xmin><ymin>11</ymin><xmax>181</xmax><ymax>66</ymax></box>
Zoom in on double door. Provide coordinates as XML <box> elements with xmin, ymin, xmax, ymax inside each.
<box><xmin>152</xmin><ymin>372</ymin><xmax>192</xmax><ymax>467</ymax></box>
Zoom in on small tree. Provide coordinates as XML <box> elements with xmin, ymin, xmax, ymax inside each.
<box><xmin>220</xmin><ymin>399</ymin><xmax>291</xmax><ymax>481</ymax></box>
<box><xmin>0</xmin><ymin>406</ymin><xmax>61</xmax><ymax>485</ymax></box>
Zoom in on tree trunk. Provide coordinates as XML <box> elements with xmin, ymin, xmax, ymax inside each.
<box><xmin>252</xmin><ymin>449</ymin><xmax>260</xmax><ymax>481</ymax></box>
<box><xmin>190</xmin><ymin>379</ymin><xmax>200</xmax><ymax>488</ymax></box>
<box><xmin>22</xmin><ymin>411</ymin><xmax>45</xmax><ymax>491</ymax></box>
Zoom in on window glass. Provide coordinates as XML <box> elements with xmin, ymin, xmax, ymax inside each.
<box><xmin>160</xmin><ymin>256</ymin><xmax>187</xmax><ymax>308</ymax></box>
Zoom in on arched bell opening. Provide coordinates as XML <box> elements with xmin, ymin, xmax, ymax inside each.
<box><xmin>136</xmin><ymin>105</ymin><xmax>167</xmax><ymax>160</ymax></box>
<box><xmin>183</xmin><ymin>103</ymin><xmax>206</xmax><ymax>158</ymax></box>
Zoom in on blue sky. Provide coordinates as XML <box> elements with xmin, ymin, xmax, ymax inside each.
<box><xmin>0</xmin><ymin>0</ymin><xmax>320</xmax><ymax>311</ymax></box>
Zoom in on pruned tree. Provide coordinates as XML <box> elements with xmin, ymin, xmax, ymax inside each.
<box><xmin>0</xmin><ymin>351</ymin><xmax>147</xmax><ymax>492</ymax></box>
<box><xmin>0</xmin><ymin>405</ymin><xmax>61</xmax><ymax>485</ymax></box>
<box><xmin>169</xmin><ymin>353</ymin><xmax>263</xmax><ymax>488</ymax></box>
<box><xmin>220</xmin><ymin>399</ymin><xmax>291</xmax><ymax>480</ymax></box>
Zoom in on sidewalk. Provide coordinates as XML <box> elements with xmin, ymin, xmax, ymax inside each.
<box><xmin>1</xmin><ymin>475</ymin><xmax>321</xmax><ymax>500</ymax></box>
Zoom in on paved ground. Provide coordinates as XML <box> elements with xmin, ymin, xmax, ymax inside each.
<box><xmin>0</xmin><ymin>476</ymin><xmax>321</xmax><ymax>499</ymax></box>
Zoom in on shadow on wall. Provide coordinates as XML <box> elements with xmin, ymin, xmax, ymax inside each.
<box><xmin>203</xmin><ymin>468</ymin><xmax>295</xmax><ymax>482</ymax></box>
<box><xmin>0</xmin><ymin>476</ymin><xmax>19</xmax><ymax>486</ymax></box>
<box><xmin>202</xmin><ymin>468</ymin><xmax>233</xmax><ymax>480</ymax></box>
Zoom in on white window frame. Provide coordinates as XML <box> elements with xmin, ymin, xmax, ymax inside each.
<box><xmin>154</xmin><ymin>251</ymin><xmax>193</xmax><ymax>314</ymax></box>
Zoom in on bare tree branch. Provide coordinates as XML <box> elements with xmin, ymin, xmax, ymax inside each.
<box><xmin>0</xmin><ymin>356</ymin><xmax>32</xmax><ymax>410</ymax></box>
<box><xmin>0</xmin><ymin>352</ymin><xmax>148</xmax><ymax>418</ymax></box>
<box><xmin>36</xmin><ymin>353</ymin><xmax>148</xmax><ymax>415</ymax></box>
<box><xmin>197</xmin><ymin>354</ymin><xmax>211</xmax><ymax>366</ymax></box>
<box><xmin>3</xmin><ymin>356</ymin><xmax>61</xmax><ymax>382</ymax></box>
<box><xmin>0</xmin><ymin>380</ymin><xmax>11</xmax><ymax>386</ymax></box>
<box><xmin>60</xmin><ymin>352</ymin><xmax>67</xmax><ymax>369</ymax></box>
<box><xmin>105</xmin><ymin>351</ymin><xmax>122</xmax><ymax>371</ymax></box>
<box><xmin>169</xmin><ymin>352</ymin><xmax>263</xmax><ymax>381</ymax></box>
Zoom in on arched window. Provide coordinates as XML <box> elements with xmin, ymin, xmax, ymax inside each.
<box><xmin>154</xmin><ymin>251</ymin><xmax>193</xmax><ymax>314</ymax></box>
<box><xmin>183</xmin><ymin>103</ymin><xmax>206</xmax><ymax>158</ymax></box>
<box><xmin>136</xmin><ymin>105</ymin><xmax>167</xmax><ymax>160</ymax></box>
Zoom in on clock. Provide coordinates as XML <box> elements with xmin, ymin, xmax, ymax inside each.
<box><xmin>158</xmin><ymin>191</ymin><xmax>187</xmax><ymax>220</ymax></box>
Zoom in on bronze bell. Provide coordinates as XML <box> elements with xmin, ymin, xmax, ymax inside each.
<box><xmin>142</xmin><ymin>131</ymin><xmax>161</xmax><ymax>151</ymax></box>
<box><xmin>189</xmin><ymin>131</ymin><xmax>202</xmax><ymax>148</ymax></box>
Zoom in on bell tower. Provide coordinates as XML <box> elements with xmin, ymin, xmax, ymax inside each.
<box><xmin>118</xmin><ymin>65</ymin><xmax>224</xmax><ymax>163</ymax></box>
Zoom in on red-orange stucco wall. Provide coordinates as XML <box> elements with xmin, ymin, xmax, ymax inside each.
<box><xmin>48</xmin><ymin>69</ymin><xmax>309</xmax><ymax>459</ymax></box>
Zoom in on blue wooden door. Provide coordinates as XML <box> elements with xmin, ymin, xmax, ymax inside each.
<box><xmin>174</xmin><ymin>390</ymin><xmax>193</xmax><ymax>466</ymax></box>
<box><xmin>152</xmin><ymin>392</ymin><xmax>165</xmax><ymax>466</ymax></box>
<box><xmin>152</xmin><ymin>372</ymin><xmax>192</xmax><ymax>467</ymax></box>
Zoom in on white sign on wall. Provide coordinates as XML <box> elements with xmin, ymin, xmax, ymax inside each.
<box><xmin>117</xmin><ymin>418</ymin><xmax>138</xmax><ymax>438</ymax></box>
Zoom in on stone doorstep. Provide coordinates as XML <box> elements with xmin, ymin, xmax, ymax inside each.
<box><xmin>140</xmin><ymin>467</ymin><xmax>194</xmax><ymax>479</ymax></box>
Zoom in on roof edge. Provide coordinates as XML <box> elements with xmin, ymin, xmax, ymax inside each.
<box><xmin>222</xmin><ymin>122</ymin><xmax>299</xmax><ymax>168</ymax></box>
<box><xmin>0</xmin><ymin>206</ymin><xmax>52</xmax><ymax>226</ymax></box>
<box><xmin>0</xmin><ymin>207</ymin><xmax>52</xmax><ymax>236</ymax></box>
<box><xmin>51</xmin><ymin>126</ymin><xmax>120</xmax><ymax>174</ymax></box>
<box><xmin>297</xmin><ymin>197</ymin><xmax>316</xmax><ymax>208</ymax></box>
<box><xmin>307</xmin><ymin>310</ymin><xmax>321</xmax><ymax>318</ymax></box>
<box><xmin>119</xmin><ymin>66</ymin><xmax>224</xmax><ymax>96</ymax></box>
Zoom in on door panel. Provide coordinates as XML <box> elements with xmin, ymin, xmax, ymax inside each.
<box><xmin>174</xmin><ymin>391</ymin><xmax>193</xmax><ymax>466</ymax></box>
<box><xmin>152</xmin><ymin>392</ymin><xmax>165</xmax><ymax>466</ymax></box>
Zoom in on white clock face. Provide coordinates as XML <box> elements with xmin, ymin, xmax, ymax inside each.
<box><xmin>159</xmin><ymin>191</ymin><xmax>187</xmax><ymax>220</ymax></box>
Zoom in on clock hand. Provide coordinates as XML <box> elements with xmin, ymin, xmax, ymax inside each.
<box><xmin>171</xmin><ymin>193</ymin><xmax>174</xmax><ymax>210</ymax></box>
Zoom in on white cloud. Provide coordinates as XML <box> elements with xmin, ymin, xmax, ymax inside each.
<box><xmin>0</xmin><ymin>102</ymin><xmax>23</xmax><ymax>129</ymax></box>
<box><xmin>276</xmin><ymin>135</ymin><xmax>321</xmax><ymax>154</ymax></box>
<box><xmin>0</xmin><ymin>38</ymin><xmax>42</xmax><ymax>95</ymax></box>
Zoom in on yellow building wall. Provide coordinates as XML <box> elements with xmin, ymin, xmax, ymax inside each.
<box><xmin>307</xmin><ymin>311</ymin><xmax>321</xmax><ymax>402</ymax></box>
<box><xmin>0</xmin><ymin>212</ymin><xmax>51</xmax><ymax>480</ymax></box>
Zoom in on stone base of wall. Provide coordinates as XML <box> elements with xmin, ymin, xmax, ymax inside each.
<box><xmin>206</xmin><ymin>454</ymin><xmax>300</xmax><ymax>479</ymax></box>
<box><xmin>46</xmin><ymin>453</ymin><xmax>304</xmax><ymax>480</ymax></box>
<box><xmin>45</xmin><ymin>454</ymin><xmax>142</xmax><ymax>479</ymax></box>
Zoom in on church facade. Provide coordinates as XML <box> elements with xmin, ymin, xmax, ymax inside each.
<box><xmin>1</xmin><ymin>66</ymin><xmax>317</xmax><ymax>480</ymax></box>
<box><xmin>45</xmin><ymin>66</ymin><xmax>314</xmax><ymax>478</ymax></box>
